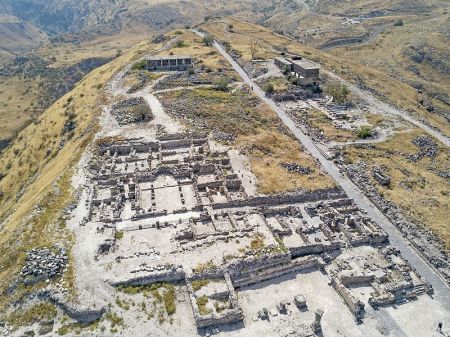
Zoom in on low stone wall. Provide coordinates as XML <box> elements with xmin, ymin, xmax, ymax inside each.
<box><xmin>109</xmin><ymin>266</ymin><xmax>185</xmax><ymax>286</ymax></box>
<box><xmin>39</xmin><ymin>290</ymin><xmax>106</xmax><ymax>324</ymax></box>
<box><xmin>232</xmin><ymin>256</ymin><xmax>322</xmax><ymax>288</ymax></box>
<box><xmin>212</xmin><ymin>188</ymin><xmax>346</xmax><ymax>209</ymax></box>
<box><xmin>340</xmin><ymin>275</ymin><xmax>375</xmax><ymax>287</ymax></box>
<box><xmin>331</xmin><ymin>278</ymin><xmax>364</xmax><ymax>322</ymax></box>
<box><xmin>186</xmin><ymin>273</ymin><xmax>243</xmax><ymax>329</ymax></box>
<box><xmin>290</xmin><ymin>241</ymin><xmax>339</xmax><ymax>258</ymax></box>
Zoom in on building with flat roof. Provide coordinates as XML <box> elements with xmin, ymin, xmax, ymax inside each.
<box><xmin>145</xmin><ymin>55</ymin><xmax>193</xmax><ymax>71</ymax></box>
<box><xmin>274</xmin><ymin>56</ymin><xmax>320</xmax><ymax>86</ymax></box>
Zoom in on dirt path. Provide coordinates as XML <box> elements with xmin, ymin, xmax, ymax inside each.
<box><xmin>323</xmin><ymin>69</ymin><xmax>450</xmax><ymax>147</ymax></box>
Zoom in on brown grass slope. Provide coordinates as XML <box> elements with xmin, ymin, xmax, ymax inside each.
<box><xmin>0</xmin><ymin>38</ymin><xmax>164</xmax><ymax>314</ymax></box>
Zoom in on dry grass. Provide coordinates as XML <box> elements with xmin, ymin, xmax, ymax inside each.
<box><xmin>0</xmin><ymin>37</ymin><xmax>163</xmax><ymax>316</ymax></box>
<box><xmin>0</xmin><ymin>75</ymin><xmax>41</xmax><ymax>140</ymax></box>
<box><xmin>330</xmin><ymin>6</ymin><xmax>450</xmax><ymax>126</ymax></box>
<box><xmin>202</xmin><ymin>18</ymin><xmax>450</xmax><ymax>137</ymax></box>
<box><xmin>342</xmin><ymin>129</ymin><xmax>450</xmax><ymax>248</ymax></box>
<box><xmin>7</xmin><ymin>302</ymin><xmax>57</xmax><ymax>328</ymax></box>
<box><xmin>122</xmin><ymin>70</ymin><xmax>162</xmax><ymax>89</ymax></box>
<box><xmin>159</xmin><ymin>85</ymin><xmax>335</xmax><ymax>194</ymax></box>
<box><xmin>238</xmin><ymin>130</ymin><xmax>335</xmax><ymax>194</ymax></box>
<box><xmin>302</xmin><ymin>108</ymin><xmax>356</xmax><ymax>142</ymax></box>
<box><xmin>158</xmin><ymin>30</ymin><xmax>238</xmax><ymax>77</ymax></box>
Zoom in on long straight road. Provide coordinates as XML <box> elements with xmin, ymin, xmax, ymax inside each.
<box><xmin>192</xmin><ymin>30</ymin><xmax>450</xmax><ymax>309</ymax></box>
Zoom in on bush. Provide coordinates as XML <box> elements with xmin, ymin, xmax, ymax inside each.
<box><xmin>357</xmin><ymin>126</ymin><xmax>373</xmax><ymax>139</ymax></box>
<box><xmin>114</xmin><ymin>230</ymin><xmax>124</xmax><ymax>240</ymax></box>
<box><xmin>263</xmin><ymin>82</ymin><xmax>274</xmax><ymax>94</ymax></box>
<box><xmin>394</xmin><ymin>19</ymin><xmax>404</xmax><ymax>26</ymax></box>
<box><xmin>175</xmin><ymin>40</ymin><xmax>187</xmax><ymax>48</ymax></box>
<box><xmin>131</xmin><ymin>60</ymin><xmax>146</xmax><ymax>71</ymax></box>
<box><xmin>325</xmin><ymin>83</ymin><xmax>350</xmax><ymax>103</ymax></box>
<box><xmin>202</xmin><ymin>34</ymin><xmax>214</xmax><ymax>46</ymax></box>
<box><xmin>288</xmin><ymin>76</ymin><xmax>299</xmax><ymax>85</ymax></box>
<box><xmin>191</xmin><ymin>280</ymin><xmax>210</xmax><ymax>292</ymax></box>
<box><xmin>213</xmin><ymin>78</ymin><xmax>229</xmax><ymax>92</ymax></box>
<box><xmin>196</xmin><ymin>296</ymin><xmax>211</xmax><ymax>315</ymax></box>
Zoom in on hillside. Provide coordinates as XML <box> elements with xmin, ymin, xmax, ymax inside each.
<box><xmin>1</xmin><ymin>0</ymin><xmax>448</xmax><ymax>151</ymax></box>
<box><xmin>0</xmin><ymin>13</ymin><xmax>448</xmax><ymax>336</ymax></box>
<box><xmin>0</xmin><ymin>14</ymin><xmax>47</xmax><ymax>63</ymax></box>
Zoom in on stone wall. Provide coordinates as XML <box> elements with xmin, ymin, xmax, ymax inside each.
<box><xmin>212</xmin><ymin>188</ymin><xmax>346</xmax><ymax>209</ymax></box>
<box><xmin>109</xmin><ymin>265</ymin><xmax>185</xmax><ymax>286</ymax></box>
<box><xmin>331</xmin><ymin>278</ymin><xmax>365</xmax><ymax>322</ymax></box>
<box><xmin>231</xmin><ymin>255</ymin><xmax>322</xmax><ymax>288</ymax></box>
<box><xmin>186</xmin><ymin>273</ymin><xmax>243</xmax><ymax>329</ymax></box>
<box><xmin>38</xmin><ymin>290</ymin><xmax>106</xmax><ymax>324</ymax></box>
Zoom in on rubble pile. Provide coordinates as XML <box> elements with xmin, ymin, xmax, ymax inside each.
<box><xmin>286</xmin><ymin>109</ymin><xmax>329</xmax><ymax>143</ymax></box>
<box><xmin>242</xmin><ymin>61</ymin><xmax>268</xmax><ymax>78</ymax></box>
<box><xmin>127</xmin><ymin>71</ymin><xmax>151</xmax><ymax>94</ymax></box>
<box><xmin>153</xmin><ymin>69</ymin><xmax>219</xmax><ymax>91</ymax></box>
<box><xmin>151</xmin><ymin>34</ymin><xmax>168</xmax><ymax>44</ymax></box>
<box><xmin>280</xmin><ymin>163</ymin><xmax>313</xmax><ymax>175</ymax></box>
<box><xmin>21</xmin><ymin>247</ymin><xmax>68</xmax><ymax>279</ymax></box>
<box><xmin>407</xmin><ymin>136</ymin><xmax>438</xmax><ymax>161</ymax></box>
<box><xmin>272</xmin><ymin>87</ymin><xmax>317</xmax><ymax>102</ymax></box>
<box><xmin>212</xmin><ymin>130</ymin><xmax>235</xmax><ymax>142</ymax></box>
<box><xmin>111</xmin><ymin>97</ymin><xmax>153</xmax><ymax>125</ymax></box>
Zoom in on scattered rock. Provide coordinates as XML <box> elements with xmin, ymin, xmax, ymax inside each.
<box><xmin>407</xmin><ymin>135</ymin><xmax>438</xmax><ymax>161</ymax></box>
<box><xmin>280</xmin><ymin>163</ymin><xmax>313</xmax><ymax>175</ymax></box>
<box><xmin>21</xmin><ymin>247</ymin><xmax>68</xmax><ymax>281</ymax></box>
<box><xmin>110</xmin><ymin>97</ymin><xmax>153</xmax><ymax>125</ymax></box>
<box><xmin>151</xmin><ymin>34</ymin><xmax>168</xmax><ymax>44</ymax></box>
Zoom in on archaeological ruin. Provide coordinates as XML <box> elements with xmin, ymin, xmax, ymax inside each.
<box><xmin>77</xmin><ymin>133</ymin><xmax>434</xmax><ymax>333</ymax></box>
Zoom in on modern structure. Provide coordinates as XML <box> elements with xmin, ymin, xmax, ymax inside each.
<box><xmin>145</xmin><ymin>55</ymin><xmax>193</xmax><ymax>71</ymax></box>
<box><xmin>275</xmin><ymin>56</ymin><xmax>320</xmax><ymax>86</ymax></box>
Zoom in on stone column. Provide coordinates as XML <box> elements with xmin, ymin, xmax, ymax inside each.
<box><xmin>311</xmin><ymin>308</ymin><xmax>324</xmax><ymax>333</ymax></box>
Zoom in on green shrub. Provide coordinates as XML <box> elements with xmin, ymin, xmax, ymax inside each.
<box><xmin>357</xmin><ymin>126</ymin><xmax>373</xmax><ymax>139</ymax></box>
<box><xmin>196</xmin><ymin>296</ymin><xmax>211</xmax><ymax>315</ymax></box>
<box><xmin>213</xmin><ymin>78</ymin><xmax>229</xmax><ymax>92</ymax></box>
<box><xmin>202</xmin><ymin>34</ymin><xmax>214</xmax><ymax>46</ymax></box>
<box><xmin>131</xmin><ymin>60</ymin><xmax>146</xmax><ymax>71</ymax></box>
<box><xmin>175</xmin><ymin>40</ymin><xmax>187</xmax><ymax>48</ymax></box>
<box><xmin>191</xmin><ymin>279</ymin><xmax>210</xmax><ymax>292</ymax></box>
<box><xmin>394</xmin><ymin>19</ymin><xmax>404</xmax><ymax>26</ymax></box>
<box><xmin>325</xmin><ymin>83</ymin><xmax>350</xmax><ymax>103</ymax></box>
<box><xmin>263</xmin><ymin>82</ymin><xmax>274</xmax><ymax>94</ymax></box>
